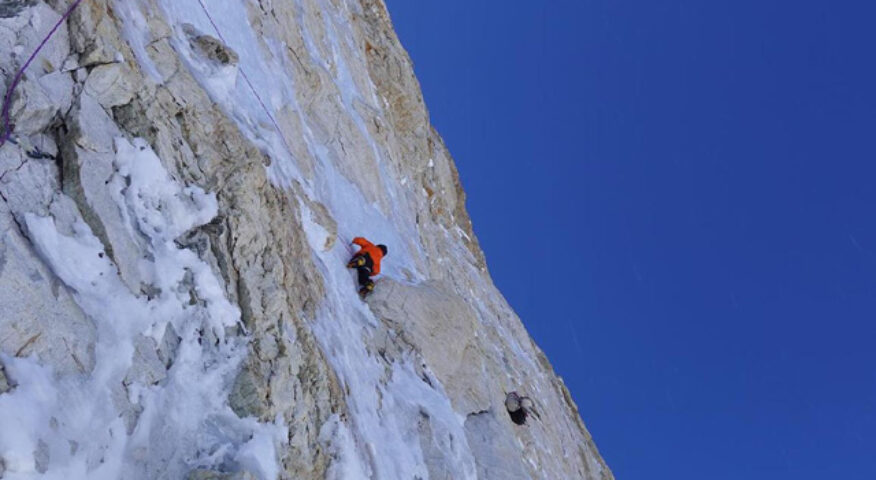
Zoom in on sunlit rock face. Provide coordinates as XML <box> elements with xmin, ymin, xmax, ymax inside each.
<box><xmin>0</xmin><ymin>1</ymin><xmax>612</xmax><ymax>479</ymax></box>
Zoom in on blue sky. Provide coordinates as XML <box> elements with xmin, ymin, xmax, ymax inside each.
<box><xmin>384</xmin><ymin>1</ymin><xmax>876</xmax><ymax>478</ymax></box>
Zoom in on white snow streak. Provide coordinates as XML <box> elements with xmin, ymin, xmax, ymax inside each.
<box><xmin>0</xmin><ymin>139</ymin><xmax>285</xmax><ymax>479</ymax></box>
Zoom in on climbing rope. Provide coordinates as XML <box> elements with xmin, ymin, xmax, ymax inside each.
<box><xmin>1</xmin><ymin>0</ymin><xmax>293</xmax><ymax>160</ymax></box>
<box><xmin>0</xmin><ymin>0</ymin><xmax>85</xmax><ymax>150</ymax></box>
<box><xmin>195</xmin><ymin>0</ymin><xmax>295</xmax><ymax>157</ymax></box>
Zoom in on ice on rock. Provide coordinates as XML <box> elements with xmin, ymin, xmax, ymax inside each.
<box><xmin>0</xmin><ymin>0</ymin><xmax>612</xmax><ymax>479</ymax></box>
<box><xmin>0</xmin><ymin>134</ymin><xmax>279</xmax><ymax>479</ymax></box>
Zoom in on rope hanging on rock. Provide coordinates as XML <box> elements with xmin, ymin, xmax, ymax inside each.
<box><xmin>0</xmin><ymin>0</ymin><xmax>86</xmax><ymax>150</ymax></box>
<box><xmin>194</xmin><ymin>0</ymin><xmax>296</xmax><ymax>158</ymax></box>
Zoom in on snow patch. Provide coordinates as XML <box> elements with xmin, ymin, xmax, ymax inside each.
<box><xmin>0</xmin><ymin>138</ymin><xmax>281</xmax><ymax>479</ymax></box>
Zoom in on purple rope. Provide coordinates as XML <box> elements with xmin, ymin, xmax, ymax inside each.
<box><xmin>195</xmin><ymin>0</ymin><xmax>294</xmax><ymax>156</ymax></box>
<box><xmin>0</xmin><ymin>0</ymin><xmax>85</xmax><ymax>149</ymax></box>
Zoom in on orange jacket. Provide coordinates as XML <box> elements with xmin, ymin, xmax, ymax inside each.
<box><xmin>353</xmin><ymin>237</ymin><xmax>384</xmax><ymax>276</ymax></box>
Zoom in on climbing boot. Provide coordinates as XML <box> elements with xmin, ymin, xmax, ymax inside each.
<box><xmin>347</xmin><ymin>256</ymin><xmax>366</xmax><ymax>268</ymax></box>
<box><xmin>359</xmin><ymin>282</ymin><xmax>375</xmax><ymax>297</ymax></box>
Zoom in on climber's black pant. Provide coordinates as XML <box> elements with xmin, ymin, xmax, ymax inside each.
<box><xmin>353</xmin><ymin>254</ymin><xmax>375</xmax><ymax>288</ymax></box>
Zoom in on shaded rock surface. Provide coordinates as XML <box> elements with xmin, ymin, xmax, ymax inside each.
<box><xmin>0</xmin><ymin>1</ymin><xmax>612</xmax><ymax>479</ymax></box>
<box><xmin>0</xmin><ymin>362</ymin><xmax>10</xmax><ymax>393</ymax></box>
<box><xmin>0</xmin><ymin>0</ymin><xmax>37</xmax><ymax>19</ymax></box>
<box><xmin>187</xmin><ymin>469</ymin><xmax>257</xmax><ymax>480</ymax></box>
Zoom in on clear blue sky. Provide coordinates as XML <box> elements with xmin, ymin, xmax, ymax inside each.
<box><xmin>384</xmin><ymin>1</ymin><xmax>876</xmax><ymax>478</ymax></box>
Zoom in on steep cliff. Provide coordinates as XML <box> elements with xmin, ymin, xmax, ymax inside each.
<box><xmin>0</xmin><ymin>1</ymin><xmax>612</xmax><ymax>479</ymax></box>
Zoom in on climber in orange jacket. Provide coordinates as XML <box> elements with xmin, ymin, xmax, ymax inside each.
<box><xmin>346</xmin><ymin>237</ymin><xmax>388</xmax><ymax>296</ymax></box>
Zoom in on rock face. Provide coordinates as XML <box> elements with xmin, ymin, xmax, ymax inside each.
<box><xmin>0</xmin><ymin>1</ymin><xmax>612</xmax><ymax>479</ymax></box>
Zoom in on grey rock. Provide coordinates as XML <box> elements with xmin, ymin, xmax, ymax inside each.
<box><xmin>0</xmin><ymin>362</ymin><xmax>10</xmax><ymax>393</ymax></box>
<box><xmin>0</xmin><ymin>3</ymin><xmax>69</xmax><ymax>76</ymax></box>
<box><xmin>186</xmin><ymin>469</ymin><xmax>256</xmax><ymax>480</ymax></box>
<box><xmin>183</xmin><ymin>25</ymin><xmax>239</xmax><ymax>66</ymax></box>
<box><xmin>228</xmin><ymin>362</ymin><xmax>265</xmax><ymax>419</ymax></box>
<box><xmin>0</xmin><ymin>201</ymin><xmax>96</xmax><ymax>375</ymax></box>
<box><xmin>157</xmin><ymin>322</ymin><xmax>181</xmax><ymax>368</ymax></box>
<box><xmin>465</xmin><ymin>411</ymin><xmax>530</xmax><ymax>480</ymax></box>
<box><xmin>83</xmin><ymin>62</ymin><xmax>136</xmax><ymax>108</ymax></box>
<box><xmin>61</xmin><ymin>92</ymin><xmax>146</xmax><ymax>292</ymax></box>
<box><xmin>73</xmin><ymin>67</ymin><xmax>87</xmax><ymax>83</ymax></box>
<box><xmin>37</xmin><ymin>70</ymin><xmax>74</xmax><ymax>110</ymax></box>
<box><xmin>67</xmin><ymin>89</ymin><xmax>118</xmax><ymax>153</ymax></box>
<box><xmin>0</xmin><ymin>0</ymin><xmax>37</xmax><ymax>19</ymax></box>
<box><xmin>369</xmin><ymin>280</ymin><xmax>490</xmax><ymax>413</ymax></box>
<box><xmin>0</xmin><ymin>150</ymin><xmax>59</xmax><ymax>218</ymax></box>
<box><xmin>123</xmin><ymin>335</ymin><xmax>167</xmax><ymax>387</ymax></box>
<box><xmin>9</xmin><ymin>78</ymin><xmax>58</xmax><ymax>136</ymax></box>
<box><xmin>67</xmin><ymin>0</ymin><xmax>124</xmax><ymax>67</ymax></box>
<box><xmin>111</xmin><ymin>380</ymin><xmax>143</xmax><ymax>435</ymax></box>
